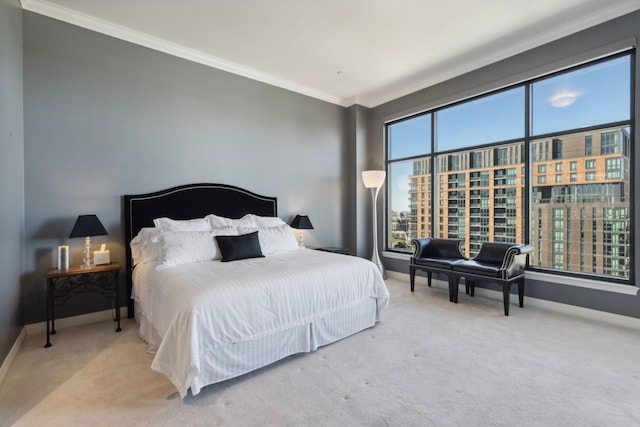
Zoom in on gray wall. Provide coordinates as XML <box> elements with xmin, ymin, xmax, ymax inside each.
<box><xmin>21</xmin><ymin>12</ymin><xmax>350</xmax><ymax>324</ymax></box>
<box><xmin>372</xmin><ymin>10</ymin><xmax>640</xmax><ymax>318</ymax></box>
<box><xmin>0</xmin><ymin>0</ymin><xmax>25</xmax><ymax>363</ymax></box>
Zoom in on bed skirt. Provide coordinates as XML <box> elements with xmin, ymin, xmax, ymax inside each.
<box><xmin>135</xmin><ymin>297</ymin><xmax>380</xmax><ymax>396</ymax></box>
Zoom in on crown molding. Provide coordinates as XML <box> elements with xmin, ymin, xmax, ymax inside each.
<box><xmin>20</xmin><ymin>0</ymin><xmax>350</xmax><ymax>107</ymax></box>
<box><xmin>21</xmin><ymin>0</ymin><xmax>640</xmax><ymax>109</ymax></box>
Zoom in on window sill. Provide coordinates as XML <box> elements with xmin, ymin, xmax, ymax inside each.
<box><xmin>525</xmin><ymin>270</ymin><xmax>638</xmax><ymax>295</ymax></box>
<box><xmin>382</xmin><ymin>251</ymin><xmax>639</xmax><ymax>296</ymax></box>
<box><xmin>382</xmin><ymin>251</ymin><xmax>411</xmax><ymax>260</ymax></box>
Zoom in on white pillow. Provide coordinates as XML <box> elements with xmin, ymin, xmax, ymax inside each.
<box><xmin>155</xmin><ymin>230</ymin><xmax>215</xmax><ymax>270</ymax></box>
<box><xmin>231</xmin><ymin>214</ymin><xmax>257</xmax><ymax>228</ymax></box>
<box><xmin>251</xmin><ymin>214</ymin><xmax>286</xmax><ymax>228</ymax></box>
<box><xmin>130</xmin><ymin>227</ymin><xmax>162</xmax><ymax>265</ymax></box>
<box><xmin>153</xmin><ymin>217</ymin><xmax>212</xmax><ymax>232</ymax></box>
<box><xmin>238</xmin><ymin>225</ymin><xmax>299</xmax><ymax>256</ymax></box>
<box><xmin>205</xmin><ymin>213</ymin><xmax>257</xmax><ymax>228</ymax></box>
<box><xmin>155</xmin><ymin>227</ymin><xmax>238</xmax><ymax>269</ymax></box>
<box><xmin>205</xmin><ymin>214</ymin><xmax>233</xmax><ymax>228</ymax></box>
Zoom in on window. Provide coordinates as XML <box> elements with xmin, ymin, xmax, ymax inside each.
<box><xmin>601</xmin><ymin>131</ymin><xmax>623</xmax><ymax>155</ymax></box>
<box><xmin>606</xmin><ymin>158</ymin><xmax>623</xmax><ymax>179</ymax></box>
<box><xmin>386</xmin><ymin>53</ymin><xmax>632</xmax><ymax>282</ymax></box>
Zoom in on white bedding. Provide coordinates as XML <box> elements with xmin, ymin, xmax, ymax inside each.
<box><xmin>132</xmin><ymin>248</ymin><xmax>389</xmax><ymax>398</ymax></box>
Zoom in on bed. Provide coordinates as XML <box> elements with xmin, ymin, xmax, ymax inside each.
<box><xmin>123</xmin><ymin>183</ymin><xmax>390</xmax><ymax>398</ymax></box>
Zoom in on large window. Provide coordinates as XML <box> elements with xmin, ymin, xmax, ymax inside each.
<box><xmin>386</xmin><ymin>52</ymin><xmax>632</xmax><ymax>281</ymax></box>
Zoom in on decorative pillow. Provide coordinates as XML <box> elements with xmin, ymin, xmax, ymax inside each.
<box><xmin>210</xmin><ymin>227</ymin><xmax>239</xmax><ymax>259</ymax></box>
<box><xmin>130</xmin><ymin>227</ymin><xmax>162</xmax><ymax>265</ymax></box>
<box><xmin>155</xmin><ymin>230</ymin><xmax>218</xmax><ymax>270</ymax></box>
<box><xmin>238</xmin><ymin>225</ymin><xmax>299</xmax><ymax>256</ymax></box>
<box><xmin>153</xmin><ymin>217</ymin><xmax>212</xmax><ymax>232</ymax></box>
<box><xmin>215</xmin><ymin>231</ymin><xmax>264</xmax><ymax>262</ymax></box>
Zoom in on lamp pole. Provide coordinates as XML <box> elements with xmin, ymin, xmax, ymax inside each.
<box><xmin>362</xmin><ymin>170</ymin><xmax>386</xmax><ymax>278</ymax></box>
<box><xmin>369</xmin><ymin>185</ymin><xmax>385</xmax><ymax>278</ymax></box>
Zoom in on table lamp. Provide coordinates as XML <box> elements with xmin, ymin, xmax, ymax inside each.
<box><xmin>69</xmin><ymin>214</ymin><xmax>108</xmax><ymax>268</ymax></box>
<box><xmin>290</xmin><ymin>214</ymin><xmax>313</xmax><ymax>248</ymax></box>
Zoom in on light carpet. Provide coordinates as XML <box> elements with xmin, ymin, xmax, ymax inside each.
<box><xmin>1</xmin><ymin>277</ymin><xmax>640</xmax><ymax>426</ymax></box>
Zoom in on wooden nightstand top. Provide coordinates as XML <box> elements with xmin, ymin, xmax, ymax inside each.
<box><xmin>46</xmin><ymin>262</ymin><xmax>121</xmax><ymax>278</ymax></box>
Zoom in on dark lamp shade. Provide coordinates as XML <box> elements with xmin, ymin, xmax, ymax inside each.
<box><xmin>69</xmin><ymin>215</ymin><xmax>108</xmax><ymax>238</ymax></box>
<box><xmin>290</xmin><ymin>214</ymin><xmax>313</xmax><ymax>230</ymax></box>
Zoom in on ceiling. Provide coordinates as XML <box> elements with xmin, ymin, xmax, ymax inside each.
<box><xmin>21</xmin><ymin>0</ymin><xmax>640</xmax><ymax>107</ymax></box>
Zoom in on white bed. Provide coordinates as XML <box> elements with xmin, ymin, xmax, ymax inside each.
<box><xmin>123</xmin><ymin>184</ymin><xmax>389</xmax><ymax>398</ymax></box>
<box><xmin>133</xmin><ymin>248</ymin><xmax>388</xmax><ymax>398</ymax></box>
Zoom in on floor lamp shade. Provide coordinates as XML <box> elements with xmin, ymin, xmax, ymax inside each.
<box><xmin>362</xmin><ymin>170</ymin><xmax>386</xmax><ymax>189</ymax></box>
<box><xmin>362</xmin><ymin>170</ymin><xmax>386</xmax><ymax>277</ymax></box>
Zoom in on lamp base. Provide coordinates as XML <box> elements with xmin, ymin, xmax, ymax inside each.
<box><xmin>371</xmin><ymin>254</ymin><xmax>386</xmax><ymax>279</ymax></box>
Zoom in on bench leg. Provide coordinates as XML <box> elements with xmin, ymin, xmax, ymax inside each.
<box><xmin>449</xmin><ymin>276</ymin><xmax>459</xmax><ymax>303</ymax></box>
<box><xmin>466</xmin><ymin>279</ymin><xmax>475</xmax><ymax>297</ymax></box>
<box><xmin>410</xmin><ymin>266</ymin><xmax>416</xmax><ymax>292</ymax></box>
<box><xmin>518</xmin><ymin>278</ymin><xmax>525</xmax><ymax>308</ymax></box>
<box><xmin>502</xmin><ymin>283</ymin><xmax>510</xmax><ymax>316</ymax></box>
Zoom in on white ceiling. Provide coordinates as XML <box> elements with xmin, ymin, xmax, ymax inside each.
<box><xmin>21</xmin><ymin>0</ymin><xmax>640</xmax><ymax>107</ymax></box>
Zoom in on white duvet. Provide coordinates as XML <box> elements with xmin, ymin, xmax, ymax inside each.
<box><xmin>132</xmin><ymin>248</ymin><xmax>389</xmax><ymax>397</ymax></box>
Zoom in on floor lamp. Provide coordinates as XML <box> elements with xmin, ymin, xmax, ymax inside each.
<box><xmin>362</xmin><ymin>170</ymin><xmax>386</xmax><ymax>278</ymax></box>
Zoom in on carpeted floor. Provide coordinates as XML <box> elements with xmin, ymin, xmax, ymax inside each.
<box><xmin>1</xmin><ymin>277</ymin><xmax>640</xmax><ymax>427</ymax></box>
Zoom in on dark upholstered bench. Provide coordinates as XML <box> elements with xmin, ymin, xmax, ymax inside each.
<box><xmin>410</xmin><ymin>239</ymin><xmax>533</xmax><ymax>316</ymax></box>
<box><xmin>409</xmin><ymin>238</ymin><xmax>466</xmax><ymax>301</ymax></box>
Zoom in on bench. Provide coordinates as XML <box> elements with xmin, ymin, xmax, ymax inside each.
<box><xmin>410</xmin><ymin>238</ymin><xmax>533</xmax><ymax>316</ymax></box>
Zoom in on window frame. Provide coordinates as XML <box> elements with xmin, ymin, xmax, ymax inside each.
<box><xmin>384</xmin><ymin>50</ymin><xmax>634</xmax><ymax>285</ymax></box>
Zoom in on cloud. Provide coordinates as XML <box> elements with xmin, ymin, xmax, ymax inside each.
<box><xmin>547</xmin><ymin>89</ymin><xmax>581</xmax><ymax>108</ymax></box>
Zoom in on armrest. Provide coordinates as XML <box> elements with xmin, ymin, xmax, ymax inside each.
<box><xmin>500</xmin><ymin>244</ymin><xmax>533</xmax><ymax>279</ymax></box>
<box><xmin>411</xmin><ymin>238</ymin><xmax>433</xmax><ymax>258</ymax></box>
<box><xmin>411</xmin><ymin>238</ymin><xmax>465</xmax><ymax>259</ymax></box>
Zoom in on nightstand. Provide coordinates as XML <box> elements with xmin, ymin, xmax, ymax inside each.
<box><xmin>45</xmin><ymin>262</ymin><xmax>121</xmax><ymax>348</ymax></box>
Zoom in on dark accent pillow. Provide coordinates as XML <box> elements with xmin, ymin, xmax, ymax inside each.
<box><xmin>215</xmin><ymin>231</ymin><xmax>265</xmax><ymax>262</ymax></box>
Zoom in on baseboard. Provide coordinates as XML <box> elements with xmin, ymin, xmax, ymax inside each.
<box><xmin>0</xmin><ymin>327</ymin><xmax>26</xmax><ymax>390</ymax></box>
<box><xmin>387</xmin><ymin>271</ymin><xmax>640</xmax><ymax>330</ymax></box>
<box><xmin>24</xmin><ymin>307</ymin><xmax>126</xmax><ymax>337</ymax></box>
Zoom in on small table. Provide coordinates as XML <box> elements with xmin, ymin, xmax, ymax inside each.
<box><xmin>45</xmin><ymin>262</ymin><xmax>121</xmax><ymax>348</ymax></box>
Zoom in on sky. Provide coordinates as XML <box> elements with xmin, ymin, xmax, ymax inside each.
<box><xmin>388</xmin><ymin>55</ymin><xmax>631</xmax><ymax>213</ymax></box>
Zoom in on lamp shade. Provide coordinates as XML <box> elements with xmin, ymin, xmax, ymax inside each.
<box><xmin>69</xmin><ymin>215</ymin><xmax>108</xmax><ymax>238</ymax></box>
<box><xmin>290</xmin><ymin>214</ymin><xmax>313</xmax><ymax>230</ymax></box>
<box><xmin>362</xmin><ymin>170</ymin><xmax>386</xmax><ymax>189</ymax></box>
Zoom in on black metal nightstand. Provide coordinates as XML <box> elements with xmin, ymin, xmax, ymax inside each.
<box><xmin>44</xmin><ymin>262</ymin><xmax>121</xmax><ymax>348</ymax></box>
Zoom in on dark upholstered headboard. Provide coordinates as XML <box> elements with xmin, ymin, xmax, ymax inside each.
<box><xmin>123</xmin><ymin>183</ymin><xmax>277</xmax><ymax>317</ymax></box>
